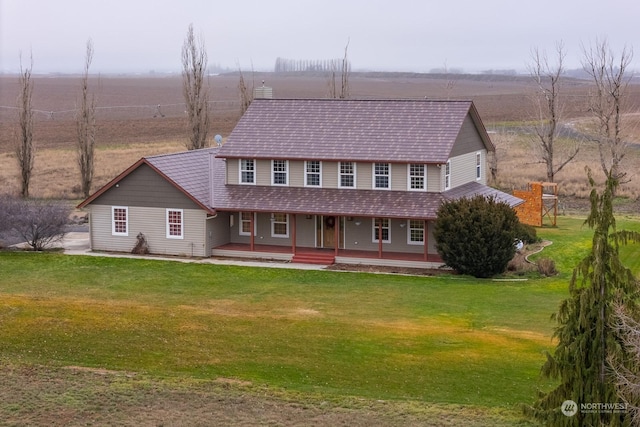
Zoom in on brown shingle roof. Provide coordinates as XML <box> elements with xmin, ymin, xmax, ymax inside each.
<box><xmin>218</xmin><ymin>99</ymin><xmax>488</xmax><ymax>163</ymax></box>
<box><xmin>443</xmin><ymin>181</ymin><xmax>523</xmax><ymax>208</ymax></box>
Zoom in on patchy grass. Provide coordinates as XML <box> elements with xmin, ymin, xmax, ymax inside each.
<box><xmin>1</xmin><ymin>216</ymin><xmax>639</xmax><ymax>425</ymax></box>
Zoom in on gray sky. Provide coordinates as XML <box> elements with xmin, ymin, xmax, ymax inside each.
<box><xmin>1</xmin><ymin>0</ymin><xmax>638</xmax><ymax>74</ymax></box>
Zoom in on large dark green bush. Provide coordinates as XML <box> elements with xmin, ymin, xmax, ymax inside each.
<box><xmin>434</xmin><ymin>195</ymin><xmax>520</xmax><ymax>278</ymax></box>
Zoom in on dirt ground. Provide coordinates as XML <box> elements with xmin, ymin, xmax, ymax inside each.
<box><xmin>2</xmin><ymin>71</ymin><xmax>640</xmax><ymax>200</ymax></box>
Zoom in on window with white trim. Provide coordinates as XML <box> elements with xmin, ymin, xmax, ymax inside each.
<box><xmin>240</xmin><ymin>159</ymin><xmax>255</xmax><ymax>184</ymax></box>
<box><xmin>373</xmin><ymin>163</ymin><xmax>390</xmax><ymax>189</ymax></box>
<box><xmin>305</xmin><ymin>160</ymin><xmax>321</xmax><ymax>187</ymax></box>
<box><xmin>239</xmin><ymin>212</ymin><xmax>255</xmax><ymax>236</ymax></box>
<box><xmin>445</xmin><ymin>160</ymin><xmax>451</xmax><ymax>190</ymax></box>
<box><xmin>408</xmin><ymin>220</ymin><xmax>425</xmax><ymax>244</ymax></box>
<box><xmin>271</xmin><ymin>213</ymin><xmax>289</xmax><ymax>237</ymax></box>
<box><xmin>476</xmin><ymin>152</ymin><xmax>482</xmax><ymax>180</ymax></box>
<box><xmin>408</xmin><ymin>163</ymin><xmax>426</xmax><ymax>190</ymax></box>
<box><xmin>166</xmin><ymin>209</ymin><xmax>184</xmax><ymax>239</ymax></box>
<box><xmin>272</xmin><ymin>160</ymin><xmax>288</xmax><ymax>185</ymax></box>
<box><xmin>372</xmin><ymin>218</ymin><xmax>390</xmax><ymax>243</ymax></box>
<box><xmin>339</xmin><ymin>161</ymin><xmax>355</xmax><ymax>188</ymax></box>
<box><xmin>111</xmin><ymin>206</ymin><xmax>128</xmax><ymax>236</ymax></box>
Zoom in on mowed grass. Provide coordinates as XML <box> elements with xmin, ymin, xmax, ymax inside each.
<box><xmin>1</xmin><ymin>216</ymin><xmax>639</xmax><ymax>421</ymax></box>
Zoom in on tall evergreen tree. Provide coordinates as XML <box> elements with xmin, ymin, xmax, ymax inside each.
<box><xmin>525</xmin><ymin>172</ymin><xmax>640</xmax><ymax>426</ymax></box>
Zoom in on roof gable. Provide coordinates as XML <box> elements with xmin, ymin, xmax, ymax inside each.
<box><xmin>218</xmin><ymin>99</ymin><xmax>492</xmax><ymax>163</ymax></box>
<box><xmin>78</xmin><ymin>148</ymin><xmax>218</xmax><ymax>214</ymax></box>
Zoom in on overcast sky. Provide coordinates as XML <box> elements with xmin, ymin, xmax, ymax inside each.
<box><xmin>1</xmin><ymin>0</ymin><xmax>638</xmax><ymax>74</ymax></box>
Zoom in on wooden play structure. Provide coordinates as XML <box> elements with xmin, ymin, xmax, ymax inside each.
<box><xmin>513</xmin><ymin>182</ymin><xmax>558</xmax><ymax>227</ymax></box>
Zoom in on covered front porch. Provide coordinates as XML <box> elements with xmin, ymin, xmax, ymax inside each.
<box><xmin>212</xmin><ymin>212</ymin><xmax>444</xmax><ymax>269</ymax></box>
<box><xmin>212</xmin><ymin>243</ymin><xmax>443</xmax><ymax>268</ymax></box>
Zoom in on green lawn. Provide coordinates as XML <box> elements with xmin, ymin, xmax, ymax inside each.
<box><xmin>1</xmin><ymin>215</ymin><xmax>639</xmax><ymax>422</ymax></box>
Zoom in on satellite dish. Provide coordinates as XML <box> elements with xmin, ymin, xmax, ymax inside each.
<box><xmin>214</xmin><ymin>134</ymin><xmax>222</xmax><ymax>146</ymax></box>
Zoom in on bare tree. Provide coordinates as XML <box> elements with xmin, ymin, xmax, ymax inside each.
<box><xmin>327</xmin><ymin>40</ymin><xmax>351</xmax><ymax>99</ymax></box>
<box><xmin>182</xmin><ymin>24</ymin><xmax>210</xmax><ymax>150</ymax></box>
<box><xmin>238</xmin><ymin>66</ymin><xmax>254</xmax><ymax>115</ymax></box>
<box><xmin>528</xmin><ymin>42</ymin><xmax>579</xmax><ymax>182</ymax></box>
<box><xmin>0</xmin><ymin>196</ymin><xmax>71</xmax><ymax>251</ymax></box>
<box><xmin>582</xmin><ymin>38</ymin><xmax>634</xmax><ymax>185</ymax></box>
<box><xmin>339</xmin><ymin>40</ymin><xmax>351</xmax><ymax>99</ymax></box>
<box><xmin>15</xmin><ymin>53</ymin><xmax>35</xmax><ymax>198</ymax></box>
<box><xmin>76</xmin><ymin>39</ymin><xmax>96</xmax><ymax>198</ymax></box>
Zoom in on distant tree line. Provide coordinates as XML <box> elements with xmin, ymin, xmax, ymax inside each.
<box><xmin>274</xmin><ymin>57</ymin><xmax>351</xmax><ymax>73</ymax></box>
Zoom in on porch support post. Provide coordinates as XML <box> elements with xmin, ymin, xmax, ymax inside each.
<box><xmin>249</xmin><ymin>212</ymin><xmax>255</xmax><ymax>251</ymax></box>
<box><xmin>378</xmin><ymin>218</ymin><xmax>383</xmax><ymax>259</ymax></box>
<box><xmin>423</xmin><ymin>219</ymin><xmax>428</xmax><ymax>261</ymax></box>
<box><xmin>291</xmin><ymin>214</ymin><xmax>297</xmax><ymax>254</ymax></box>
<box><xmin>334</xmin><ymin>216</ymin><xmax>339</xmax><ymax>256</ymax></box>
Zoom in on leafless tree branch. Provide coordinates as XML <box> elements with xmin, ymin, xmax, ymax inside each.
<box><xmin>15</xmin><ymin>53</ymin><xmax>35</xmax><ymax>198</ymax></box>
<box><xmin>582</xmin><ymin>38</ymin><xmax>634</xmax><ymax>186</ymax></box>
<box><xmin>76</xmin><ymin>39</ymin><xmax>97</xmax><ymax>198</ymax></box>
<box><xmin>182</xmin><ymin>24</ymin><xmax>210</xmax><ymax>150</ymax></box>
<box><xmin>527</xmin><ymin>41</ymin><xmax>579</xmax><ymax>183</ymax></box>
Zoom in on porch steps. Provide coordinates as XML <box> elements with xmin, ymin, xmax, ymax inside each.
<box><xmin>291</xmin><ymin>252</ymin><xmax>336</xmax><ymax>265</ymax></box>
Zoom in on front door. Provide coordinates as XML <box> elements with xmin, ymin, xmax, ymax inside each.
<box><xmin>316</xmin><ymin>215</ymin><xmax>337</xmax><ymax>249</ymax></box>
<box><xmin>323</xmin><ymin>216</ymin><xmax>336</xmax><ymax>248</ymax></box>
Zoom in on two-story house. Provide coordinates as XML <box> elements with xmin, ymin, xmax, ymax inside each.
<box><xmin>78</xmin><ymin>99</ymin><xmax>522</xmax><ymax>268</ymax></box>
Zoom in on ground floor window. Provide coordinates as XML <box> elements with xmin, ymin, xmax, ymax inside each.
<box><xmin>408</xmin><ymin>220</ymin><xmax>425</xmax><ymax>244</ymax></box>
<box><xmin>271</xmin><ymin>213</ymin><xmax>289</xmax><ymax>238</ymax></box>
<box><xmin>372</xmin><ymin>218</ymin><xmax>390</xmax><ymax>243</ymax></box>
<box><xmin>111</xmin><ymin>206</ymin><xmax>128</xmax><ymax>236</ymax></box>
<box><xmin>239</xmin><ymin>212</ymin><xmax>255</xmax><ymax>236</ymax></box>
<box><xmin>166</xmin><ymin>209</ymin><xmax>183</xmax><ymax>239</ymax></box>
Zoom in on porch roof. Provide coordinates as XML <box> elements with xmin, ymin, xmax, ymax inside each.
<box><xmin>211</xmin><ymin>173</ymin><xmax>522</xmax><ymax>220</ymax></box>
<box><xmin>213</xmin><ymin>184</ymin><xmax>446</xmax><ymax>219</ymax></box>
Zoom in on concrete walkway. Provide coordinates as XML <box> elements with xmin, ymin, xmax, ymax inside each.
<box><xmin>47</xmin><ymin>232</ymin><xmax>326</xmax><ymax>270</ymax></box>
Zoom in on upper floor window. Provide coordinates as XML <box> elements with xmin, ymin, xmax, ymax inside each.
<box><xmin>305</xmin><ymin>161</ymin><xmax>321</xmax><ymax>187</ymax></box>
<box><xmin>111</xmin><ymin>206</ymin><xmax>128</xmax><ymax>236</ymax></box>
<box><xmin>272</xmin><ymin>160</ymin><xmax>288</xmax><ymax>186</ymax></box>
<box><xmin>476</xmin><ymin>152</ymin><xmax>482</xmax><ymax>180</ymax></box>
<box><xmin>373</xmin><ymin>163</ymin><xmax>390</xmax><ymax>189</ymax></box>
<box><xmin>271</xmin><ymin>213</ymin><xmax>289</xmax><ymax>237</ymax></box>
<box><xmin>240</xmin><ymin>159</ymin><xmax>255</xmax><ymax>184</ymax></box>
<box><xmin>407</xmin><ymin>220</ymin><xmax>425</xmax><ymax>244</ymax></box>
<box><xmin>339</xmin><ymin>162</ymin><xmax>355</xmax><ymax>188</ymax></box>
<box><xmin>166</xmin><ymin>209</ymin><xmax>184</xmax><ymax>239</ymax></box>
<box><xmin>445</xmin><ymin>160</ymin><xmax>451</xmax><ymax>190</ymax></box>
<box><xmin>408</xmin><ymin>163</ymin><xmax>426</xmax><ymax>191</ymax></box>
<box><xmin>372</xmin><ymin>218</ymin><xmax>390</xmax><ymax>243</ymax></box>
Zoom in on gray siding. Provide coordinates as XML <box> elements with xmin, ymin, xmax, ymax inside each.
<box><xmin>427</xmin><ymin>164</ymin><xmax>441</xmax><ymax>192</ymax></box>
<box><xmin>92</xmin><ymin>164</ymin><xmax>201</xmax><ymax>209</ymax></box>
<box><xmin>225</xmin><ymin>160</ymin><xmax>445</xmax><ymax>192</ymax></box>
<box><xmin>227</xmin><ymin>159</ymin><xmax>239</xmax><ymax>185</ymax></box>
<box><xmin>290</xmin><ymin>161</ymin><xmax>304</xmax><ymax>187</ymax></box>
<box><xmin>392</xmin><ymin>164</ymin><xmax>407</xmax><ymax>191</ymax></box>
<box><xmin>323</xmin><ymin>162</ymin><xmax>338</xmax><ymax>188</ymax></box>
<box><xmin>342</xmin><ymin>218</ymin><xmax>435</xmax><ymax>255</ymax></box>
<box><xmin>89</xmin><ymin>205</ymin><xmax>208</xmax><ymax>257</ymax></box>
<box><xmin>256</xmin><ymin>159</ymin><xmax>271</xmax><ymax>186</ymax></box>
<box><xmin>450</xmin><ymin>115</ymin><xmax>487</xmax><ymax>157</ymax></box>
<box><xmin>356</xmin><ymin>162</ymin><xmax>371</xmax><ymax>189</ymax></box>
<box><xmin>294</xmin><ymin>215</ymin><xmax>317</xmax><ymax>247</ymax></box>
<box><xmin>208</xmin><ymin>212</ymin><xmax>230</xmax><ymax>252</ymax></box>
<box><xmin>448</xmin><ymin>150</ymin><xmax>486</xmax><ymax>189</ymax></box>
